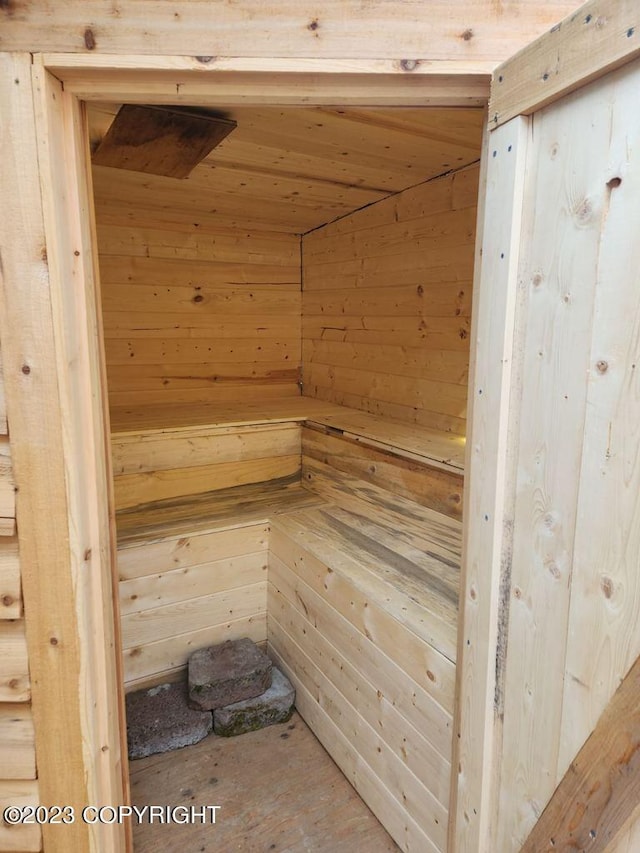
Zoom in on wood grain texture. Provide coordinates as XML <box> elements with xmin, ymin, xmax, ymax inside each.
<box><xmin>0</xmin><ymin>348</ymin><xmax>7</xmax><ymax>435</ymax></box>
<box><xmin>491</xmin><ymin>0</ymin><xmax>640</xmax><ymax>127</ymax></box>
<box><xmin>117</xmin><ymin>524</ymin><xmax>269</xmax><ymax>580</ymax></box>
<box><xmin>450</xmin><ymin>117</ymin><xmax>529</xmax><ymax>853</ymax></box>
<box><xmin>0</xmin><ymin>779</ymin><xmax>40</xmax><ymax>852</ymax></box>
<box><xmin>0</xmin><ymin>2</ymin><xmax>582</xmax><ymax>60</ymax></box>
<box><xmin>112</xmin><ymin>422</ymin><xmax>301</xmax><ymax>509</ymax></box>
<box><xmin>90</xmin><ymin>104</ymin><xmax>483</xmax><ymax>234</ymax></box>
<box><xmin>0</xmin><ymin>53</ymin><xmax>99</xmax><ymax>851</ymax></box>
<box><xmin>521</xmin><ymin>655</ymin><xmax>640</xmax><ymax>853</ymax></box>
<box><xmin>557</xmin><ymin>68</ymin><xmax>640</xmax><ymax>781</ymax></box>
<box><xmin>118</xmin><ymin>519</ymin><xmax>270</xmax><ymax>686</ymax></box>
<box><xmin>302</xmin><ymin>164</ymin><xmax>479</xmax><ymax>435</ymax></box>
<box><xmin>0</xmin><ymin>622</ymin><xmax>30</xmax><ymax>703</ymax></box>
<box><xmin>97</xmin><ymin>218</ymin><xmax>301</xmax><ymax>409</ymax></box>
<box><xmin>0</xmin><ymin>538</ymin><xmax>21</xmax><ymax>620</ymax></box>
<box><xmin>495</xmin><ymin>63</ymin><xmax>640</xmax><ymax>851</ymax></box>
<box><xmin>116</xmin><ymin>477</ymin><xmax>324</xmax><ymax>546</ymax></box>
<box><xmin>607</xmin><ymin>812</ymin><xmax>640</xmax><ymax>853</ymax></box>
<box><xmin>0</xmin><ymin>704</ymin><xmax>36</xmax><ymax>780</ymax></box>
<box><xmin>303</xmin><ymin>425</ymin><xmax>463</xmax><ymax>518</ymax></box>
<box><xmin>0</xmin><ymin>436</ymin><xmax>16</xmax><ymax>535</ymax></box>
<box><xmin>114</xmin><ymin>454</ymin><xmax>300</xmax><ymax>510</ymax></box>
<box><xmin>269</xmin><ymin>607</ymin><xmax>446</xmax><ymax>852</ymax></box>
<box><xmin>27</xmin><ymin>57</ymin><xmax>128</xmax><ymax>848</ymax></box>
<box><xmin>269</xmin><ymin>545</ymin><xmax>452</xmax><ymax>852</ymax></box>
<box><xmin>93</xmin><ymin>104</ymin><xmax>236</xmax><ymax>178</ymax></box>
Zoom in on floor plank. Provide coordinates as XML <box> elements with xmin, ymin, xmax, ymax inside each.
<box><xmin>129</xmin><ymin>711</ymin><xmax>399</xmax><ymax>852</ymax></box>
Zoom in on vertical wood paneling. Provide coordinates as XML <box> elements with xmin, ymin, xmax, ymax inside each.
<box><xmin>483</xmin><ymin>58</ymin><xmax>640</xmax><ymax>852</ymax></box>
<box><xmin>556</xmin><ymin>66</ymin><xmax>640</xmax><ymax>779</ymax></box>
<box><xmin>496</xmin><ymin>74</ymin><xmax>618</xmax><ymax>849</ymax></box>
<box><xmin>302</xmin><ymin>165</ymin><xmax>479</xmax><ymax>436</ymax></box>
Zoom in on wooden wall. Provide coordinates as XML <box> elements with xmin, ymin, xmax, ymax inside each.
<box><xmin>118</xmin><ymin>524</ymin><xmax>269</xmax><ymax>691</ymax></box>
<box><xmin>0</xmin><ymin>351</ymin><xmax>41</xmax><ymax>853</ymax></box>
<box><xmin>455</xmin><ymin>56</ymin><xmax>640</xmax><ymax>852</ymax></box>
<box><xmin>302</xmin><ymin>164</ymin><xmax>479</xmax><ymax>435</ymax></box>
<box><xmin>96</xmin><ymin>212</ymin><xmax>301</xmax><ymax>409</ymax></box>
<box><xmin>268</xmin><ymin>518</ymin><xmax>456</xmax><ymax>853</ymax></box>
<box><xmin>112</xmin><ymin>423</ymin><xmax>301</xmax><ymax>510</ymax></box>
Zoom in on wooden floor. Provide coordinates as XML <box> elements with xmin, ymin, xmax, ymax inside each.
<box><xmin>129</xmin><ymin>711</ymin><xmax>399</xmax><ymax>852</ymax></box>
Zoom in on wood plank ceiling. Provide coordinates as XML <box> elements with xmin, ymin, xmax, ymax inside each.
<box><xmin>88</xmin><ymin>104</ymin><xmax>484</xmax><ymax>233</ymax></box>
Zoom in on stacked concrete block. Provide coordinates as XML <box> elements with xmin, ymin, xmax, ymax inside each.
<box><xmin>126</xmin><ymin>638</ymin><xmax>296</xmax><ymax>759</ymax></box>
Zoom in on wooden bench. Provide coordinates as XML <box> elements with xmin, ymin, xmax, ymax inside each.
<box><xmin>113</xmin><ymin>397</ymin><xmax>463</xmax><ymax>853</ymax></box>
<box><xmin>111</xmin><ymin>396</ymin><xmax>465</xmax><ymax>517</ymax></box>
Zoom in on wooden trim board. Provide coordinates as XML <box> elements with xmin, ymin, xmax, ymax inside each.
<box><xmin>449</xmin><ymin>116</ymin><xmax>529</xmax><ymax>851</ymax></box>
<box><xmin>521</xmin><ymin>654</ymin><xmax>640</xmax><ymax>852</ymax></box>
<box><xmin>490</xmin><ymin>0</ymin><xmax>640</xmax><ymax>127</ymax></box>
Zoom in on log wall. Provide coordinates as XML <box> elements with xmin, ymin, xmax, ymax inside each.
<box><xmin>302</xmin><ymin>164</ymin><xmax>479</xmax><ymax>435</ymax></box>
<box><xmin>0</xmin><ymin>350</ymin><xmax>40</xmax><ymax>853</ymax></box>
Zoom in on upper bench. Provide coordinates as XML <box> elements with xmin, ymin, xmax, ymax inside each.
<box><xmin>111</xmin><ymin>396</ymin><xmax>465</xmax><ymax>523</ymax></box>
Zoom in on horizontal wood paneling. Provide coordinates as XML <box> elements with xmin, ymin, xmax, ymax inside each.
<box><xmin>87</xmin><ymin>105</ymin><xmax>485</xmax><ymax>234</ymax></box>
<box><xmin>1</xmin><ymin>437</ymin><xmax>16</xmax><ymax>533</ymax></box>
<box><xmin>302</xmin><ymin>164</ymin><xmax>479</xmax><ymax>436</ymax></box>
<box><xmin>112</xmin><ymin>424</ymin><xmax>299</xmax><ymax>475</ymax></box>
<box><xmin>0</xmin><ymin>348</ymin><xmax>6</xmax><ymax>436</ymax></box>
<box><xmin>0</xmin><ymin>537</ymin><xmax>21</xmax><ymax>620</ymax></box>
<box><xmin>303</xmin><ymin>425</ymin><xmax>463</xmax><ymax>518</ymax></box>
<box><xmin>118</xmin><ymin>524</ymin><xmax>269</xmax><ymax>688</ymax></box>
<box><xmin>0</xmin><ymin>705</ymin><xmax>36</xmax><ymax>780</ymax></box>
<box><xmin>114</xmin><ymin>455</ymin><xmax>300</xmax><ymax>510</ymax></box>
<box><xmin>269</xmin><ymin>537</ymin><xmax>455</xmax><ymax>852</ymax></box>
<box><xmin>0</xmin><ymin>621</ymin><xmax>30</xmax><ymax>703</ymax></box>
<box><xmin>0</xmin><ymin>779</ymin><xmax>41</xmax><ymax>852</ymax></box>
<box><xmin>97</xmin><ymin>219</ymin><xmax>301</xmax><ymax>415</ymax></box>
<box><xmin>112</xmin><ymin>423</ymin><xmax>301</xmax><ymax>510</ymax></box>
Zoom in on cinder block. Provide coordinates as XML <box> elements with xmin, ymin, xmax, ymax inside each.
<box><xmin>214</xmin><ymin>668</ymin><xmax>295</xmax><ymax>737</ymax></box>
<box><xmin>188</xmin><ymin>637</ymin><xmax>272</xmax><ymax>711</ymax></box>
<box><xmin>126</xmin><ymin>680</ymin><xmax>212</xmax><ymax>759</ymax></box>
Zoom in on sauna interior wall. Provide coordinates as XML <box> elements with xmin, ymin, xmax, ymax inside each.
<box><xmin>94</xmin><ymin>191</ymin><xmax>302</xmax><ymax>411</ymax></box>
<box><xmin>302</xmin><ymin>164</ymin><xmax>479</xmax><ymax>435</ymax></box>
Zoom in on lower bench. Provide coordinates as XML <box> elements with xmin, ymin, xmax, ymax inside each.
<box><xmin>116</xmin><ymin>471</ymin><xmax>460</xmax><ymax>853</ymax></box>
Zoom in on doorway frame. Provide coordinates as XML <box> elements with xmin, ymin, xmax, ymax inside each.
<box><xmin>0</xmin><ymin>54</ymin><xmax>492</xmax><ymax>853</ymax></box>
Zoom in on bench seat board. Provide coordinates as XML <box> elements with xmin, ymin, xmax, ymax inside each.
<box><xmin>116</xmin><ymin>477</ymin><xmax>323</xmax><ymax>546</ymax></box>
<box><xmin>111</xmin><ymin>395</ymin><xmax>465</xmax><ymax>473</ymax></box>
